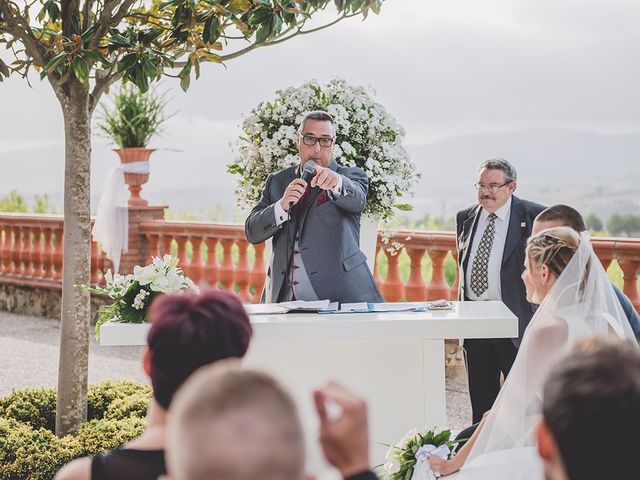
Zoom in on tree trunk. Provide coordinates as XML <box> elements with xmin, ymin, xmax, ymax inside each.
<box><xmin>55</xmin><ymin>81</ymin><xmax>92</xmax><ymax>436</ymax></box>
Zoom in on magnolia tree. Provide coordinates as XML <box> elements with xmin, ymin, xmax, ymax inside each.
<box><xmin>0</xmin><ymin>0</ymin><xmax>383</xmax><ymax>435</ymax></box>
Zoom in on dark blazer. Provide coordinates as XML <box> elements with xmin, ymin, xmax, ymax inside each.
<box><xmin>245</xmin><ymin>159</ymin><xmax>383</xmax><ymax>304</ymax></box>
<box><xmin>456</xmin><ymin>195</ymin><xmax>546</xmax><ymax>346</ymax></box>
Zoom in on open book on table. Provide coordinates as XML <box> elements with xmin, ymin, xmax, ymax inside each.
<box><xmin>244</xmin><ymin>300</ymin><xmax>338</xmax><ymax>315</ymax></box>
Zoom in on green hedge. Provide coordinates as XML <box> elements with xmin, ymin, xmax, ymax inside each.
<box><xmin>0</xmin><ymin>380</ymin><xmax>151</xmax><ymax>480</ymax></box>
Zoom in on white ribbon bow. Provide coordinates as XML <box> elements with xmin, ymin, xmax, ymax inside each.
<box><xmin>411</xmin><ymin>444</ymin><xmax>451</xmax><ymax>480</ymax></box>
<box><xmin>92</xmin><ymin>161</ymin><xmax>150</xmax><ymax>273</ymax></box>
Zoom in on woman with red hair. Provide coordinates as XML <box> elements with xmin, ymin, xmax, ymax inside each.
<box><xmin>55</xmin><ymin>289</ymin><xmax>253</xmax><ymax>480</ymax></box>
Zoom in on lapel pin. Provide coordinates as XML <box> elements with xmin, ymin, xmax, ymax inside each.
<box><xmin>521</xmin><ymin>222</ymin><xmax>526</xmax><ymax>228</ymax></box>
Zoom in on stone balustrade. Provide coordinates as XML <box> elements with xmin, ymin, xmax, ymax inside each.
<box><xmin>0</xmin><ymin>213</ymin><xmax>110</xmax><ymax>289</ymax></box>
<box><xmin>0</xmin><ymin>213</ymin><xmax>638</xmax><ymax>314</ymax></box>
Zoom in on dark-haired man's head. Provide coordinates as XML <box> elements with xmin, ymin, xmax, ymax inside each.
<box><xmin>166</xmin><ymin>363</ymin><xmax>305</xmax><ymax>480</ymax></box>
<box><xmin>533</xmin><ymin>204</ymin><xmax>587</xmax><ymax>236</ymax></box>
<box><xmin>145</xmin><ymin>289</ymin><xmax>253</xmax><ymax>410</ymax></box>
<box><xmin>537</xmin><ymin>337</ymin><xmax>640</xmax><ymax>480</ymax></box>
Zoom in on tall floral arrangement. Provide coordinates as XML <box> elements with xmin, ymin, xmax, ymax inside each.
<box><xmin>228</xmin><ymin>79</ymin><xmax>419</xmax><ymax>220</ymax></box>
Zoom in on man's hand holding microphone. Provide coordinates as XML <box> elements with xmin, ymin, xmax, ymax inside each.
<box><xmin>280</xmin><ymin>160</ymin><xmax>340</xmax><ymax>212</ymax></box>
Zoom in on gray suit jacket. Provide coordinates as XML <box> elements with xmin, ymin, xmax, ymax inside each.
<box><xmin>245</xmin><ymin>159</ymin><xmax>383</xmax><ymax>304</ymax></box>
<box><xmin>456</xmin><ymin>196</ymin><xmax>546</xmax><ymax>347</ymax></box>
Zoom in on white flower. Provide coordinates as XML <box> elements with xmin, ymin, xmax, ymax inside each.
<box><xmin>134</xmin><ymin>264</ymin><xmax>161</xmax><ymax>286</ymax></box>
<box><xmin>132</xmin><ymin>289</ymin><xmax>150</xmax><ymax>310</ymax></box>
<box><xmin>383</xmin><ymin>460</ymin><xmax>401</xmax><ymax>476</ymax></box>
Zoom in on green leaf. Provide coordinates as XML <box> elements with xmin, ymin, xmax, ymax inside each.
<box><xmin>255</xmin><ymin>23</ymin><xmax>271</xmax><ymax>44</ymax></box>
<box><xmin>43</xmin><ymin>52</ymin><xmax>69</xmax><ymax>73</ymax></box>
<box><xmin>47</xmin><ymin>0</ymin><xmax>60</xmax><ymax>22</ymax></box>
<box><xmin>81</xmin><ymin>24</ymin><xmax>100</xmax><ymax>45</ymax></box>
<box><xmin>83</xmin><ymin>50</ymin><xmax>110</xmax><ymax>67</ymax></box>
<box><xmin>117</xmin><ymin>53</ymin><xmax>138</xmax><ymax>73</ymax></box>
<box><xmin>202</xmin><ymin>16</ymin><xmax>220</xmax><ymax>43</ymax></box>
<box><xmin>71</xmin><ymin>15</ymin><xmax>82</xmax><ymax>35</ymax></box>
<box><xmin>228</xmin><ymin>0</ymin><xmax>252</xmax><ymax>13</ymax></box>
<box><xmin>72</xmin><ymin>56</ymin><xmax>89</xmax><ymax>83</ymax></box>
<box><xmin>394</xmin><ymin>203</ymin><xmax>413</xmax><ymax>211</ymax></box>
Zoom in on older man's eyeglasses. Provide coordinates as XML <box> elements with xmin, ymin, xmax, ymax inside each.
<box><xmin>474</xmin><ymin>181</ymin><xmax>512</xmax><ymax>192</ymax></box>
<box><xmin>300</xmin><ymin>134</ymin><xmax>334</xmax><ymax>148</ymax></box>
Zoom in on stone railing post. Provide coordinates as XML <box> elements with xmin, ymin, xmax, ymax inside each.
<box><xmin>118</xmin><ymin>206</ymin><xmax>167</xmax><ymax>275</ymax></box>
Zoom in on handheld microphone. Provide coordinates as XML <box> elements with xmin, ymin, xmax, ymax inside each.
<box><xmin>301</xmin><ymin>160</ymin><xmax>317</xmax><ymax>183</ymax></box>
<box><xmin>289</xmin><ymin>160</ymin><xmax>317</xmax><ymax>208</ymax></box>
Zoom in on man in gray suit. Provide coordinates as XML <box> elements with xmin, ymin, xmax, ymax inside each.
<box><xmin>245</xmin><ymin>111</ymin><xmax>382</xmax><ymax>304</ymax></box>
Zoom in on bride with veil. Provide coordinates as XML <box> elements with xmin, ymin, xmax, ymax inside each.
<box><xmin>428</xmin><ymin>226</ymin><xmax>638</xmax><ymax>479</ymax></box>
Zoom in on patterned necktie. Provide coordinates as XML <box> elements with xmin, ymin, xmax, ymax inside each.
<box><xmin>469</xmin><ymin>213</ymin><xmax>497</xmax><ymax>297</ymax></box>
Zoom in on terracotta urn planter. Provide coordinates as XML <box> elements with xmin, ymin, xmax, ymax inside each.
<box><xmin>115</xmin><ymin>147</ymin><xmax>155</xmax><ymax>207</ymax></box>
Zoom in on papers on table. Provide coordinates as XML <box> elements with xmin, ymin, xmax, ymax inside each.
<box><xmin>426</xmin><ymin>300</ymin><xmax>455</xmax><ymax>310</ymax></box>
<box><xmin>367</xmin><ymin>302</ymin><xmax>427</xmax><ymax>312</ymax></box>
<box><xmin>244</xmin><ymin>300</ymin><xmax>455</xmax><ymax>315</ymax></box>
<box><xmin>245</xmin><ymin>300</ymin><xmax>338</xmax><ymax>315</ymax></box>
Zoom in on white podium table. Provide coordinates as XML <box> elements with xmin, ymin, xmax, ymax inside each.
<box><xmin>100</xmin><ymin>301</ymin><xmax>517</xmax><ymax>477</ymax></box>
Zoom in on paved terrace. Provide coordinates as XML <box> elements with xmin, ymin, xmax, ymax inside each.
<box><xmin>0</xmin><ymin>311</ymin><xmax>472</xmax><ymax>430</ymax></box>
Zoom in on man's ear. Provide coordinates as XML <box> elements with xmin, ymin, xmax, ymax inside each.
<box><xmin>536</xmin><ymin>419</ymin><xmax>556</xmax><ymax>460</ymax></box>
<box><xmin>142</xmin><ymin>347</ymin><xmax>151</xmax><ymax>377</ymax></box>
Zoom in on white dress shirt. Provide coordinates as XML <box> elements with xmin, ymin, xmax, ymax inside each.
<box><xmin>465</xmin><ymin>196</ymin><xmax>512</xmax><ymax>301</ymax></box>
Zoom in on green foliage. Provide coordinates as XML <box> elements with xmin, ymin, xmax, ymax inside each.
<box><xmin>607</xmin><ymin>213</ymin><xmax>640</xmax><ymax>237</ymax></box>
<box><xmin>0</xmin><ymin>388</ymin><xmax>57</xmax><ymax>431</ymax></box>
<box><xmin>3</xmin><ymin>0</ymin><xmax>383</xmax><ymax>93</ymax></box>
<box><xmin>0</xmin><ymin>191</ymin><xmax>57</xmax><ymax>213</ymax></box>
<box><xmin>0</xmin><ymin>418</ymin><xmax>77</xmax><ymax>480</ymax></box>
<box><xmin>0</xmin><ymin>381</ymin><xmax>150</xmax><ymax>480</ymax></box>
<box><xmin>585</xmin><ymin>213</ymin><xmax>603</xmax><ymax>232</ymax></box>
<box><xmin>103</xmin><ymin>393</ymin><xmax>150</xmax><ymax>421</ymax></box>
<box><xmin>98</xmin><ymin>84</ymin><xmax>169</xmax><ymax>148</ymax></box>
<box><xmin>87</xmin><ymin>380</ymin><xmax>151</xmax><ymax>421</ymax></box>
<box><xmin>0</xmin><ymin>191</ymin><xmax>28</xmax><ymax>212</ymax></box>
<box><xmin>73</xmin><ymin>418</ymin><xmax>146</xmax><ymax>457</ymax></box>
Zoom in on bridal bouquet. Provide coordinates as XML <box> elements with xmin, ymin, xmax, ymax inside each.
<box><xmin>228</xmin><ymin>78</ymin><xmax>418</xmax><ymax>221</ymax></box>
<box><xmin>383</xmin><ymin>426</ymin><xmax>462</xmax><ymax>480</ymax></box>
<box><xmin>78</xmin><ymin>255</ymin><xmax>198</xmax><ymax>334</ymax></box>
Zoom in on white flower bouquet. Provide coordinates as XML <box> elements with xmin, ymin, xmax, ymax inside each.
<box><xmin>78</xmin><ymin>255</ymin><xmax>198</xmax><ymax>335</ymax></box>
<box><xmin>383</xmin><ymin>426</ymin><xmax>464</xmax><ymax>480</ymax></box>
<box><xmin>228</xmin><ymin>78</ymin><xmax>419</xmax><ymax>220</ymax></box>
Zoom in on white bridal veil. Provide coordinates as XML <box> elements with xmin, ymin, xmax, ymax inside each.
<box><xmin>454</xmin><ymin>231</ymin><xmax>638</xmax><ymax>480</ymax></box>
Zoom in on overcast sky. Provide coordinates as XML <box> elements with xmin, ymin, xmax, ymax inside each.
<box><xmin>1</xmin><ymin>0</ymin><xmax>639</xmax><ymax>213</ymax></box>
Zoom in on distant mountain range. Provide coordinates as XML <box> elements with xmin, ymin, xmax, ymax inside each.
<box><xmin>3</xmin><ymin>128</ymin><xmax>639</xmax><ymax>222</ymax></box>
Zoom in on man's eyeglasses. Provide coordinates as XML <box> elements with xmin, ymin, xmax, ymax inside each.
<box><xmin>300</xmin><ymin>134</ymin><xmax>334</xmax><ymax>148</ymax></box>
<box><xmin>474</xmin><ymin>181</ymin><xmax>512</xmax><ymax>192</ymax></box>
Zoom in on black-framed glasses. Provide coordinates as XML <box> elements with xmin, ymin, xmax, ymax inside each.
<box><xmin>474</xmin><ymin>181</ymin><xmax>512</xmax><ymax>192</ymax></box>
<box><xmin>300</xmin><ymin>134</ymin><xmax>334</xmax><ymax>148</ymax></box>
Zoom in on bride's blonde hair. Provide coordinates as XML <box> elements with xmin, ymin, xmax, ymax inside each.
<box><xmin>526</xmin><ymin>226</ymin><xmax>580</xmax><ymax>278</ymax></box>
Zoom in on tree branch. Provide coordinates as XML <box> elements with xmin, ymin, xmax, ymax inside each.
<box><xmin>89</xmin><ymin>0</ymin><xmax>119</xmax><ymax>49</ymax></box>
<box><xmin>0</xmin><ymin>0</ymin><xmax>50</xmax><ymax>67</ymax></box>
<box><xmin>265</xmin><ymin>12</ymin><xmax>358</xmax><ymax>48</ymax></box>
<box><xmin>219</xmin><ymin>12</ymin><xmax>356</xmax><ymax>62</ymax></box>
<box><xmin>88</xmin><ymin>64</ymin><xmax>121</xmax><ymax>114</ymax></box>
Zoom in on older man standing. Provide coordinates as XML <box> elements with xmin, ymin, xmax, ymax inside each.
<box><xmin>245</xmin><ymin>110</ymin><xmax>382</xmax><ymax>304</ymax></box>
<box><xmin>456</xmin><ymin>158</ymin><xmax>545</xmax><ymax>423</ymax></box>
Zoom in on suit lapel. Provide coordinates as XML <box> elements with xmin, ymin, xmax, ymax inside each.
<box><xmin>502</xmin><ymin>196</ymin><xmax>526</xmax><ymax>265</ymax></box>
<box><xmin>460</xmin><ymin>205</ymin><xmax>481</xmax><ymax>268</ymax></box>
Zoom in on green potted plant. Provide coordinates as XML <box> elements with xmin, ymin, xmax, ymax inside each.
<box><xmin>98</xmin><ymin>84</ymin><xmax>168</xmax><ymax>206</ymax></box>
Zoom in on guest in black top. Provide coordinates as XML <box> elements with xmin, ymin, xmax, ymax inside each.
<box><xmin>54</xmin><ymin>289</ymin><xmax>253</xmax><ymax>480</ymax></box>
